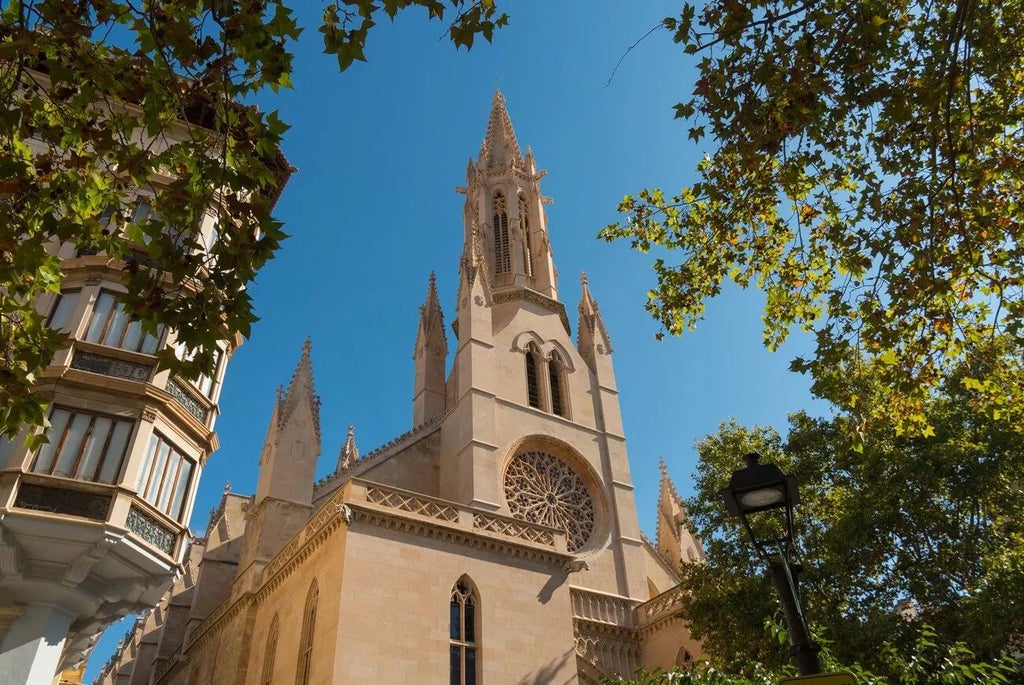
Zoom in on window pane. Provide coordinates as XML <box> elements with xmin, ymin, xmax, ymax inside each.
<box><xmin>0</xmin><ymin>436</ymin><xmax>14</xmax><ymax>464</ymax></box>
<box><xmin>169</xmin><ymin>459</ymin><xmax>192</xmax><ymax>520</ymax></box>
<box><xmin>450</xmin><ymin>646</ymin><xmax>461</xmax><ymax>685</ymax></box>
<box><xmin>86</xmin><ymin>292</ymin><xmax>114</xmax><ymax>342</ymax></box>
<box><xmin>102</xmin><ymin>304</ymin><xmax>129</xmax><ymax>347</ymax></box>
<box><xmin>465</xmin><ymin>648</ymin><xmax>476</xmax><ymax>685</ymax></box>
<box><xmin>450</xmin><ymin>602</ymin><xmax>461</xmax><ymax>641</ymax></box>
<box><xmin>48</xmin><ymin>291</ymin><xmax>79</xmax><ymax>332</ymax></box>
<box><xmin>148</xmin><ymin>442</ymin><xmax>171</xmax><ymax>502</ymax></box>
<box><xmin>34</xmin><ymin>408</ymin><xmax>70</xmax><ymax>474</ymax></box>
<box><xmin>54</xmin><ymin>413</ymin><xmax>91</xmax><ymax>477</ymax></box>
<box><xmin>464</xmin><ymin>602</ymin><xmax>475</xmax><ymax>643</ymax></box>
<box><xmin>139</xmin><ymin>326</ymin><xmax>162</xmax><ymax>355</ymax></box>
<box><xmin>157</xmin><ymin>452</ymin><xmax>180</xmax><ymax>512</ymax></box>
<box><xmin>99</xmin><ymin>421</ymin><xmax>132</xmax><ymax>484</ymax></box>
<box><xmin>78</xmin><ymin>417</ymin><xmax>111</xmax><ymax>480</ymax></box>
<box><xmin>122</xmin><ymin>319</ymin><xmax>143</xmax><ymax>352</ymax></box>
<box><xmin>137</xmin><ymin>434</ymin><xmax>159</xmax><ymax>492</ymax></box>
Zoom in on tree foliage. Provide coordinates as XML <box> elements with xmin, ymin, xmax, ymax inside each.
<box><xmin>599</xmin><ymin>0</ymin><xmax>1024</xmax><ymax>435</ymax></box>
<box><xmin>0</xmin><ymin>0</ymin><xmax>506</xmax><ymax>439</ymax></box>
<box><xmin>602</xmin><ymin>623</ymin><xmax>1017</xmax><ymax>684</ymax></box>
<box><xmin>673</xmin><ymin>361</ymin><xmax>1023</xmax><ymax>680</ymax></box>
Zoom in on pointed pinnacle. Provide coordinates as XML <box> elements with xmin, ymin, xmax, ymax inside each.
<box><xmin>479</xmin><ymin>89</ymin><xmax>521</xmax><ymax>166</ymax></box>
<box><xmin>338</xmin><ymin>423</ymin><xmax>360</xmax><ymax>470</ymax></box>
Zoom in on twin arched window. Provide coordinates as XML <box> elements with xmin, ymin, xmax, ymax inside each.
<box><xmin>525</xmin><ymin>345</ymin><xmax>568</xmax><ymax>418</ymax></box>
<box><xmin>450</xmin><ymin>577</ymin><xmax>479</xmax><ymax>685</ymax></box>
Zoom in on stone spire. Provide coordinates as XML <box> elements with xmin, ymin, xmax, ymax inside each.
<box><xmin>253</xmin><ymin>338</ymin><xmax>322</xmax><ymax>508</ymax></box>
<box><xmin>336</xmin><ymin>424</ymin><xmax>359</xmax><ymax>471</ymax></box>
<box><xmin>413</xmin><ymin>273</ymin><xmax>448</xmax><ymax>425</ymax></box>
<box><xmin>415</xmin><ymin>272</ymin><xmax>448</xmax><ymax>359</ymax></box>
<box><xmin>577</xmin><ymin>271</ymin><xmax>613</xmax><ymax>372</ymax></box>
<box><xmin>478</xmin><ymin>90</ymin><xmax>522</xmax><ymax>170</ymax></box>
<box><xmin>655</xmin><ymin>458</ymin><xmax>705</xmax><ymax>569</ymax></box>
<box><xmin>278</xmin><ymin>336</ymin><xmax>322</xmax><ymax>457</ymax></box>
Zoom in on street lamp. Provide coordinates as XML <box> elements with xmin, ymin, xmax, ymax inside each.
<box><xmin>722</xmin><ymin>452</ymin><xmax>821</xmax><ymax>675</ymax></box>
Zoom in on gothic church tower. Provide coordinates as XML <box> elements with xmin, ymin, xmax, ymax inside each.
<box><xmin>94</xmin><ymin>93</ymin><xmax>701</xmax><ymax>685</ymax></box>
<box><xmin>439</xmin><ymin>91</ymin><xmax>649</xmax><ymax>598</ymax></box>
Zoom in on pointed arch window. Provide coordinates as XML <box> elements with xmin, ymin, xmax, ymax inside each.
<box><xmin>261</xmin><ymin>614</ymin><xmax>279</xmax><ymax>685</ymax></box>
<box><xmin>548</xmin><ymin>352</ymin><xmax>567</xmax><ymax>418</ymax></box>
<box><xmin>450</xmin><ymin>577</ymin><xmax>479</xmax><ymax>685</ymax></box>
<box><xmin>296</xmin><ymin>580</ymin><xmax>318</xmax><ymax>685</ymax></box>
<box><xmin>492</xmin><ymin>192</ymin><xmax>510</xmax><ymax>274</ymax></box>
<box><xmin>525</xmin><ymin>344</ymin><xmax>541</xmax><ymax>409</ymax></box>
<box><xmin>518</xmin><ymin>194</ymin><xmax>533</xmax><ymax>277</ymax></box>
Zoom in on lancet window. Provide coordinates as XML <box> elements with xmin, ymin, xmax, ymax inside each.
<box><xmin>261</xmin><ymin>614</ymin><xmax>279</xmax><ymax>685</ymax></box>
<box><xmin>525</xmin><ymin>344</ymin><xmax>541</xmax><ymax>409</ymax></box>
<box><xmin>296</xmin><ymin>580</ymin><xmax>318</xmax><ymax>685</ymax></box>
<box><xmin>450</xmin><ymin>577</ymin><xmax>479</xmax><ymax>685</ymax></box>
<box><xmin>492</xmin><ymin>192</ymin><xmax>510</xmax><ymax>273</ymax></box>
<box><xmin>548</xmin><ymin>352</ymin><xmax>566</xmax><ymax>418</ymax></box>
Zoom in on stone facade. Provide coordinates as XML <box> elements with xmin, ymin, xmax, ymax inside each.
<box><xmin>94</xmin><ymin>92</ymin><xmax>702</xmax><ymax>684</ymax></box>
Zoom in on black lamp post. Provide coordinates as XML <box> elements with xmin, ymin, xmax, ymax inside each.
<box><xmin>721</xmin><ymin>452</ymin><xmax>821</xmax><ymax>676</ymax></box>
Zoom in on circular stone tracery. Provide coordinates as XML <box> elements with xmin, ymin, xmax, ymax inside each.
<box><xmin>503</xmin><ymin>450</ymin><xmax>596</xmax><ymax>552</ymax></box>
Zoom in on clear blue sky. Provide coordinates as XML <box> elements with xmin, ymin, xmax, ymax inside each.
<box><xmin>86</xmin><ymin>1</ymin><xmax>828</xmax><ymax>679</ymax></box>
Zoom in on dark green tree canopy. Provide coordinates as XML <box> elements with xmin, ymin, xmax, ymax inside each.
<box><xmin>674</xmin><ymin>362</ymin><xmax>1022</xmax><ymax>680</ymax></box>
<box><xmin>601</xmin><ymin>0</ymin><xmax>1024</xmax><ymax>436</ymax></box>
<box><xmin>0</xmin><ymin>0</ymin><xmax>506</xmax><ymax>439</ymax></box>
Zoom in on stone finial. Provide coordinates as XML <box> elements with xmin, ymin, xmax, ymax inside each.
<box><xmin>337</xmin><ymin>424</ymin><xmax>360</xmax><ymax>471</ymax></box>
<box><xmin>478</xmin><ymin>89</ymin><xmax>523</xmax><ymax>169</ymax></box>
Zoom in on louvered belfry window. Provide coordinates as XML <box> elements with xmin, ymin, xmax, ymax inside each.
<box><xmin>493</xmin><ymin>192</ymin><xmax>510</xmax><ymax>273</ymax></box>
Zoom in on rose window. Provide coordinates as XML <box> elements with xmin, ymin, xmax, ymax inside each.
<box><xmin>503</xmin><ymin>450</ymin><xmax>596</xmax><ymax>552</ymax></box>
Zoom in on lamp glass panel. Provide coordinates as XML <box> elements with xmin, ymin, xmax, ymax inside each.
<box><xmin>739</xmin><ymin>487</ymin><xmax>784</xmax><ymax>508</ymax></box>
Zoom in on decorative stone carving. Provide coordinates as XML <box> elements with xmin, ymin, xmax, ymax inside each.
<box><xmin>564</xmin><ymin>558</ymin><xmax>589</xmax><ymax>574</ymax></box>
<box><xmin>503</xmin><ymin>450</ymin><xmax>596</xmax><ymax>552</ymax></box>
<box><xmin>126</xmin><ymin>506</ymin><xmax>176</xmax><ymax>556</ymax></box>
<box><xmin>336</xmin><ymin>503</ymin><xmax>353</xmax><ymax>525</ymax></box>
<box><xmin>165</xmin><ymin>378</ymin><xmax>209</xmax><ymax>422</ymax></box>
<box><xmin>71</xmin><ymin>350</ymin><xmax>153</xmax><ymax>383</ymax></box>
<box><xmin>14</xmin><ymin>482</ymin><xmax>112</xmax><ymax>520</ymax></box>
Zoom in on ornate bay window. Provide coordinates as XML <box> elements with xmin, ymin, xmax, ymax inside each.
<box><xmin>136</xmin><ymin>433</ymin><xmax>195</xmax><ymax>520</ymax></box>
<box><xmin>31</xmin><ymin>407</ymin><xmax>134</xmax><ymax>484</ymax></box>
<box><xmin>85</xmin><ymin>290</ymin><xmax>163</xmax><ymax>354</ymax></box>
